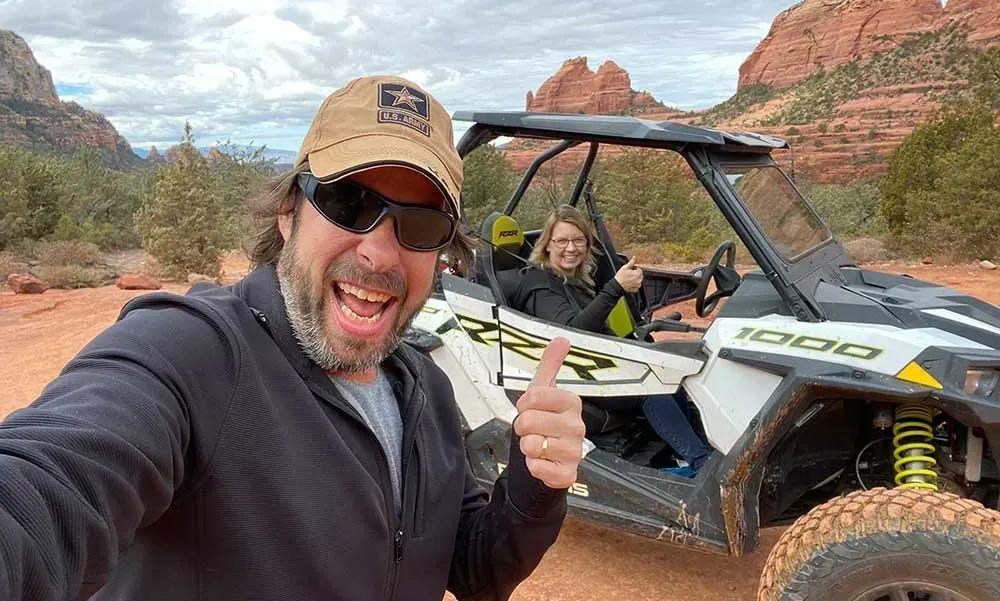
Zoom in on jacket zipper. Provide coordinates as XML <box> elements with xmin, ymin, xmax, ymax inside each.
<box><xmin>306</xmin><ymin>370</ymin><xmax>426</xmax><ymax>601</ymax></box>
<box><xmin>386</xmin><ymin>388</ymin><xmax>427</xmax><ymax>601</ymax></box>
<box><xmin>305</xmin><ymin>378</ymin><xmax>404</xmax><ymax>600</ymax></box>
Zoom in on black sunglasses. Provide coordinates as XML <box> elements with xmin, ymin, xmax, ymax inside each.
<box><xmin>297</xmin><ymin>172</ymin><xmax>457</xmax><ymax>252</ymax></box>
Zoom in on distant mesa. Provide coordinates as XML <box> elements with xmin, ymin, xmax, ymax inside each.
<box><xmin>0</xmin><ymin>29</ymin><xmax>142</xmax><ymax>168</ymax></box>
<box><xmin>132</xmin><ymin>144</ymin><xmax>297</xmax><ymax>166</ymax></box>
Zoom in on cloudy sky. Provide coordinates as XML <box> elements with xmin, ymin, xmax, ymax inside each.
<box><xmin>3</xmin><ymin>0</ymin><xmax>797</xmax><ymax>151</ymax></box>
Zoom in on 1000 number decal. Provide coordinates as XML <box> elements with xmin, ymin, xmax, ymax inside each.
<box><xmin>733</xmin><ymin>327</ymin><xmax>883</xmax><ymax>360</ymax></box>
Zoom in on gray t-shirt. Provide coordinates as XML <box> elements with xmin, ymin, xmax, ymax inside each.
<box><xmin>330</xmin><ymin>368</ymin><xmax>403</xmax><ymax>516</ymax></box>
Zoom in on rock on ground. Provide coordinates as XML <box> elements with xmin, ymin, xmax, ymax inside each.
<box><xmin>116</xmin><ymin>273</ymin><xmax>161</xmax><ymax>290</ymax></box>
<box><xmin>844</xmin><ymin>238</ymin><xmax>889</xmax><ymax>262</ymax></box>
<box><xmin>7</xmin><ymin>273</ymin><xmax>49</xmax><ymax>294</ymax></box>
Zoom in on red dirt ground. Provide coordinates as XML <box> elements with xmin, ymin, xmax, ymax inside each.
<box><xmin>2</xmin><ymin>257</ymin><xmax>999</xmax><ymax>600</ymax></box>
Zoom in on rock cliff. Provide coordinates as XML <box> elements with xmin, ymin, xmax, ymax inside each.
<box><xmin>739</xmin><ymin>0</ymin><xmax>1000</xmax><ymax>89</ymax></box>
<box><xmin>721</xmin><ymin>0</ymin><xmax>1000</xmax><ymax>181</ymax></box>
<box><xmin>738</xmin><ymin>0</ymin><xmax>944</xmax><ymax>90</ymax></box>
<box><xmin>944</xmin><ymin>0</ymin><xmax>1000</xmax><ymax>44</ymax></box>
<box><xmin>0</xmin><ymin>30</ymin><xmax>141</xmax><ymax>168</ymax></box>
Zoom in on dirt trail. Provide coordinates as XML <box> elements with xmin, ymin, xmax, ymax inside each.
<box><xmin>2</xmin><ymin>258</ymin><xmax>999</xmax><ymax>600</ymax></box>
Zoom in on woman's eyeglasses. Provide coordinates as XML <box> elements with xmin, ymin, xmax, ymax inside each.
<box><xmin>297</xmin><ymin>172</ymin><xmax>457</xmax><ymax>252</ymax></box>
<box><xmin>550</xmin><ymin>237</ymin><xmax>588</xmax><ymax>249</ymax></box>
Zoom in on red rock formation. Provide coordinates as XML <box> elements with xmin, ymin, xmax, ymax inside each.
<box><xmin>726</xmin><ymin>0</ymin><xmax>1000</xmax><ymax>181</ymax></box>
<box><xmin>739</xmin><ymin>0</ymin><xmax>944</xmax><ymax>90</ymax></box>
<box><xmin>526</xmin><ymin>57</ymin><xmax>672</xmax><ymax>115</ymax></box>
<box><xmin>945</xmin><ymin>0</ymin><xmax>1000</xmax><ymax>44</ymax></box>
<box><xmin>0</xmin><ymin>30</ymin><xmax>142</xmax><ymax>168</ymax></box>
<box><xmin>7</xmin><ymin>273</ymin><xmax>49</xmax><ymax>294</ymax></box>
<box><xmin>512</xmin><ymin>1</ymin><xmax>1000</xmax><ymax>183</ymax></box>
<box><xmin>0</xmin><ymin>30</ymin><xmax>58</xmax><ymax>104</ymax></box>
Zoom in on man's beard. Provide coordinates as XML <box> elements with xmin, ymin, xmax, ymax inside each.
<box><xmin>276</xmin><ymin>233</ymin><xmax>424</xmax><ymax>373</ymax></box>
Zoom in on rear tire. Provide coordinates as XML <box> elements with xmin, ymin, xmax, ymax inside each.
<box><xmin>758</xmin><ymin>487</ymin><xmax>1000</xmax><ymax>601</ymax></box>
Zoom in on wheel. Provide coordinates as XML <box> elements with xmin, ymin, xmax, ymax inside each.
<box><xmin>758</xmin><ymin>487</ymin><xmax>1000</xmax><ymax>601</ymax></box>
<box><xmin>694</xmin><ymin>240</ymin><xmax>737</xmax><ymax>317</ymax></box>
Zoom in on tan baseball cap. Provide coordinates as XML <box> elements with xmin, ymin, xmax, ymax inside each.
<box><xmin>294</xmin><ymin>75</ymin><xmax>463</xmax><ymax>216</ymax></box>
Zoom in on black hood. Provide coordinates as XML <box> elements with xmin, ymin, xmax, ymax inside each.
<box><xmin>821</xmin><ymin>267</ymin><xmax>1000</xmax><ymax>350</ymax></box>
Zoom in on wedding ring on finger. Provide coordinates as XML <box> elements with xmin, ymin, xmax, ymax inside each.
<box><xmin>539</xmin><ymin>436</ymin><xmax>549</xmax><ymax>461</ymax></box>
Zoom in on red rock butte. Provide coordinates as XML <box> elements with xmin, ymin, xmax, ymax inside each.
<box><xmin>526</xmin><ymin>57</ymin><xmax>680</xmax><ymax>117</ymax></box>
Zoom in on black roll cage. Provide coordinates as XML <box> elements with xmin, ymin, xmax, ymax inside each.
<box><xmin>454</xmin><ymin>112</ymin><xmax>859</xmax><ymax>323</ymax></box>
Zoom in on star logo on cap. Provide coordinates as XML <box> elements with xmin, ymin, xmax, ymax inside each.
<box><xmin>386</xmin><ymin>86</ymin><xmax>425</xmax><ymax>112</ymax></box>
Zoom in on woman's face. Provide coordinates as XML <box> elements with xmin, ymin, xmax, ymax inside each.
<box><xmin>546</xmin><ymin>221</ymin><xmax>588</xmax><ymax>275</ymax></box>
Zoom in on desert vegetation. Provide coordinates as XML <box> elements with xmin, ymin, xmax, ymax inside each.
<box><xmin>881</xmin><ymin>48</ymin><xmax>1000</xmax><ymax>260</ymax></box>
<box><xmin>0</xmin><ymin>122</ymin><xmax>273</xmax><ymax>285</ymax></box>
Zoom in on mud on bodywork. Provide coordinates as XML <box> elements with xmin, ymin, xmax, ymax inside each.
<box><xmin>715</xmin><ymin>346</ymin><xmax>992</xmax><ymax>556</ymax></box>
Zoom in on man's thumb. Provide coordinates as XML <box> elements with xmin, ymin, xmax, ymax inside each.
<box><xmin>529</xmin><ymin>337</ymin><xmax>571</xmax><ymax>389</ymax></box>
<box><xmin>626</xmin><ymin>256</ymin><xmax>636</xmax><ymax>267</ymax></box>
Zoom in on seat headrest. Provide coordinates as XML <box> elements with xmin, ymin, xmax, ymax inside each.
<box><xmin>482</xmin><ymin>213</ymin><xmax>525</xmax><ymax>271</ymax></box>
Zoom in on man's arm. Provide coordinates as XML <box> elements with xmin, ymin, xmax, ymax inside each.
<box><xmin>0</xmin><ymin>302</ymin><xmax>236</xmax><ymax>600</ymax></box>
<box><xmin>445</xmin><ymin>434</ymin><xmax>566</xmax><ymax>601</ymax></box>
<box><xmin>447</xmin><ymin>338</ymin><xmax>583</xmax><ymax>601</ymax></box>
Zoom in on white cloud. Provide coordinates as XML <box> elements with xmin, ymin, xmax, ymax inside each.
<box><xmin>2</xmin><ymin>0</ymin><xmax>796</xmax><ymax>149</ymax></box>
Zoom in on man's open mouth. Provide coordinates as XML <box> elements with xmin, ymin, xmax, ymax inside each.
<box><xmin>333</xmin><ymin>281</ymin><xmax>396</xmax><ymax>324</ymax></box>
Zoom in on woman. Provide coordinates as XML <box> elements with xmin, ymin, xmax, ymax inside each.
<box><xmin>516</xmin><ymin>205</ymin><xmax>713</xmax><ymax>477</ymax></box>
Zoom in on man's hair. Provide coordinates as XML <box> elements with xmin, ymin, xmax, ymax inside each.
<box><xmin>244</xmin><ymin>165</ymin><xmax>474</xmax><ymax>269</ymax></box>
<box><xmin>528</xmin><ymin>204</ymin><xmax>598</xmax><ymax>286</ymax></box>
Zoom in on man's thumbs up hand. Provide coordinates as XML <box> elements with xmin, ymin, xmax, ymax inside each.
<box><xmin>513</xmin><ymin>337</ymin><xmax>586</xmax><ymax>490</ymax></box>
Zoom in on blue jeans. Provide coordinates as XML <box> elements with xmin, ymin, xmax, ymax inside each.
<box><xmin>642</xmin><ymin>393</ymin><xmax>713</xmax><ymax>470</ymax></box>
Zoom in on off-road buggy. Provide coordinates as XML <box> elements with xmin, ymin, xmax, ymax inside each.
<box><xmin>407</xmin><ymin>111</ymin><xmax>1000</xmax><ymax>600</ymax></box>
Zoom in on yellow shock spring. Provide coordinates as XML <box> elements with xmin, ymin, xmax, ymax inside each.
<box><xmin>892</xmin><ymin>405</ymin><xmax>939</xmax><ymax>491</ymax></box>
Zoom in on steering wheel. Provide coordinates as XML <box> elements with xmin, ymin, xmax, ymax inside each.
<box><xmin>694</xmin><ymin>240</ymin><xmax>737</xmax><ymax>317</ymax></box>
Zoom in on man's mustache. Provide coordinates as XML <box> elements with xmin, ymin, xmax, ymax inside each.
<box><xmin>324</xmin><ymin>259</ymin><xmax>407</xmax><ymax>298</ymax></box>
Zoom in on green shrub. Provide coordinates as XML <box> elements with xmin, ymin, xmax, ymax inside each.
<box><xmin>34</xmin><ymin>240</ymin><xmax>101</xmax><ymax>266</ymax></box>
<box><xmin>49</xmin><ymin>214</ymin><xmax>120</xmax><ymax>248</ymax></box>
<box><xmin>0</xmin><ymin>148</ymin><xmax>60</xmax><ymax>248</ymax></box>
<box><xmin>799</xmin><ymin>179</ymin><xmax>886</xmax><ymax>239</ymax></box>
<box><xmin>881</xmin><ymin>102</ymin><xmax>1000</xmax><ymax>259</ymax></box>
<box><xmin>35</xmin><ymin>264</ymin><xmax>110</xmax><ymax>289</ymax></box>
<box><xmin>135</xmin><ymin>126</ymin><xmax>227</xmax><ymax>279</ymax></box>
<box><xmin>595</xmin><ymin>149</ymin><xmax>719</xmax><ymax>245</ymax></box>
<box><xmin>461</xmin><ymin>144</ymin><xmax>520</xmax><ymax>227</ymax></box>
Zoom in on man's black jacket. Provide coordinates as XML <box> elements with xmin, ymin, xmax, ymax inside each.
<box><xmin>0</xmin><ymin>266</ymin><xmax>566</xmax><ymax>601</ymax></box>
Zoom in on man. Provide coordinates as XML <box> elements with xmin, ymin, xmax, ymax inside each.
<box><xmin>0</xmin><ymin>75</ymin><xmax>586</xmax><ymax>601</ymax></box>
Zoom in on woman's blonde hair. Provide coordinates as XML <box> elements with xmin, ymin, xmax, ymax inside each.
<box><xmin>528</xmin><ymin>204</ymin><xmax>598</xmax><ymax>286</ymax></box>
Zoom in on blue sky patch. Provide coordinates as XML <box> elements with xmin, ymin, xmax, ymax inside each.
<box><xmin>55</xmin><ymin>83</ymin><xmax>93</xmax><ymax>97</ymax></box>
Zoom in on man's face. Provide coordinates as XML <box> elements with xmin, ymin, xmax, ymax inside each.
<box><xmin>276</xmin><ymin>166</ymin><xmax>445</xmax><ymax>376</ymax></box>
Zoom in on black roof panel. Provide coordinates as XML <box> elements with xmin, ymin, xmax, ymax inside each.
<box><xmin>452</xmin><ymin>111</ymin><xmax>787</xmax><ymax>150</ymax></box>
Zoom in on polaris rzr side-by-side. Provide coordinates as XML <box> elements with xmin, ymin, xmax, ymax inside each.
<box><xmin>407</xmin><ymin>112</ymin><xmax>1000</xmax><ymax>600</ymax></box>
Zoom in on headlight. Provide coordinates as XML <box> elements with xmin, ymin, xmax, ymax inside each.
<box><xmin>964</xmin><ymin>368</ymin><xmax>1000</xmax><ymax>396</ymax></box>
